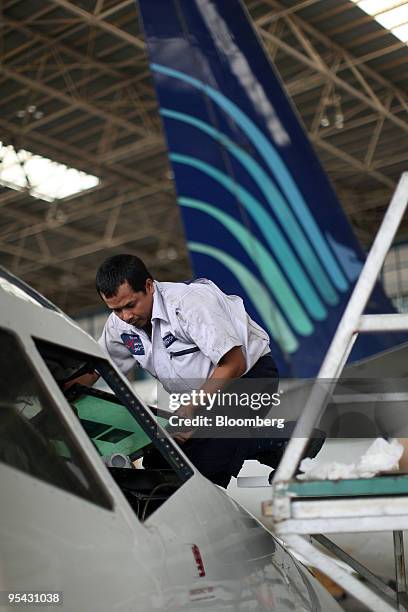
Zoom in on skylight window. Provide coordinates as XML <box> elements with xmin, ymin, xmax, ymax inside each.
<box><xmin>0</xmin><ymin>142</ymin><xmax>100</xmax><ymax>202</ymax></box>
<box><xmin>352</xmin><ymin>0</ymin><xmax>408</xmax><ymax>43</ymax></box>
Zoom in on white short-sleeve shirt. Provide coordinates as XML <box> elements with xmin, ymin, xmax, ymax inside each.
<box><xmin>98</xmin><ymin>279</ymin><xmax>270</xmax><ymax>393</ymax></box>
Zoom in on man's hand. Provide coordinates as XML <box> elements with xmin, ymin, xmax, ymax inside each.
<box><xmin>171</xmin><ymin>402</ymin><xmax>195</xmax><ymax>443</ymax></box>
<box><xmin>172</xmin><ymin>430</ymin><xmax>194</xmax><ymax>444</ymax></box>
<box><xmin>63</xmin><ymin>371</ymin><xmax>100</xmax><ymax>390</ymax></box>
<box><xmin>174</xmin><ymin>402</ymin><xmax>195</xmax><ymax>420</ymax></box>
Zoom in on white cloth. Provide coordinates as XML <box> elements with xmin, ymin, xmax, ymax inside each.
<box><xmin>297</xmin><ymin>438</ymin><xmax>403</xmax><ymax>480</ymax></box>
<box><xmin>98</xmin><ymin>279</ymin><xmax>270</xmax><ymax>393</ymax></box>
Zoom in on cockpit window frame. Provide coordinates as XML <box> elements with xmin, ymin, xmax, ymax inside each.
<box><xmin>34</xmin><ymin>338</ymin><xmax>194</xmax><ymax>483</ymax></box>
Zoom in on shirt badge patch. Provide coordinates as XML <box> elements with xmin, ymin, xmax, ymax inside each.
<box><xmin>121</xmin><ymin>332</ymin><xmax>145</xmax><ymax>356</ymax></box>
<box><xmin>162</xmin><ymin>332</ymin><xmax>177</xmax><ymax>348</ymax></box>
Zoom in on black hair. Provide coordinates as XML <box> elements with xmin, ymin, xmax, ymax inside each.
<box><xmin>95</xmin><ymin>254</ymin><xmax>153</xmax><ymax>298</ymax></box>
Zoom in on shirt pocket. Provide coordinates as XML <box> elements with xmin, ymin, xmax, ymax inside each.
<box><xmin>169</xmin><ymin>346</ymin><xmax>200</xmax><ymax>360</ymax></box>
<box><xmin>160</xmin><ymin>329</ymin><xmax>198</xmax><ymax>359</ymax></box>
<box><xmin>162</xmin><ymin>333</ymin><xmax>199</xmax><ymax>360</ymax></box>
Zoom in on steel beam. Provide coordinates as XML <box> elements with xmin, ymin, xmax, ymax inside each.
<box><xmin>49</xmin><ymin>0</ymin><xmax>145</xmax><ymax>50</ymax></box>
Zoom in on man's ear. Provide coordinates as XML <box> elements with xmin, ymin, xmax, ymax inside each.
<box><xmin>145</xmin><ymin>278</ymin><xmax>154</xmax><ymax>293</ymax></box>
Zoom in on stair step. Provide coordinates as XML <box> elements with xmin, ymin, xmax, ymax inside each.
<box><xmin>287</xmin><ymin>474</ymin><xmax>408</xmax><ymax>498</ymax></box>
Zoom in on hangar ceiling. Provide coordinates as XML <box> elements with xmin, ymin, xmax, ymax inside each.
<box><xmin>0</xmin><ymin>0</ymin><xmax>407</xmax><ymax>314</ymax></box>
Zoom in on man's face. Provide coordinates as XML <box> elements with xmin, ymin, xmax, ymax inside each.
<box><xmin>102</xmin><ymin>279</ymin><xmax>154</xmax><ymax>329</ymax></box>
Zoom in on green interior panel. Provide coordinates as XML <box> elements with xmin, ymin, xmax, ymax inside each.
<box><xmin>72</xmin><ymin>394</ymin><xmax>169</xmax><ymax>458</ymax></box>
<box><xmin>288</xmin><ymin>475</ymin><xmax>408</xmax><ymax>498</ymax></box>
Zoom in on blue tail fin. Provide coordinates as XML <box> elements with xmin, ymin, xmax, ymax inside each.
<box><xmin>138</xmin><ymin>0</ymin><xmax>404</xmax><ymax>377</ymax></box>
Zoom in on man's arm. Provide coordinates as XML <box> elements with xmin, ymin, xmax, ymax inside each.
<box><xmin>201</xmin><ymin>344</ymin><xmax>246</xmax><ymax>391</ymax></box>
<box><xmin>172</xmin><ymin>346</ymin><xmax>245</xmax><ymax>442</ymax></box>
<box><xmin>175</xmin><ymin>345</ymin><xmax>245</xmax><ymax>420</ymax></box>
<box><xmin>63</xmin><ymin>371</ymin><xmax>100</xmax><ymax>390</ymax></box>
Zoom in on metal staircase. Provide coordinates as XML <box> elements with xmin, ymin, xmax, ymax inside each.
<box><xmin>263</xmin><ymin>172</ymin><xmax>408</xmax><ymax>611</ymax></box>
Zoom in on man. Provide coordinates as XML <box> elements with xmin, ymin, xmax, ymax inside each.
<box><xmin>94</xmin><ymin>254</ymin><xmax>317</xmax><ymax>487</ymax></box>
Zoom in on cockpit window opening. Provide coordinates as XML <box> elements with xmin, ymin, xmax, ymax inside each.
<box><xmin>34</xmin><ymin>338</ymin><xmax>193</xmax><ymax>520</ymax></box>
<box><xmin>0</xmin><ymin>328</ymin><xmax>113</xmax><ymax>510</ymax></box>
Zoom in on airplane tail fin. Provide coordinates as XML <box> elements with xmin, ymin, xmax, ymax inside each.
<box><xmin>138</xmin><ymin>0</ymin><xmax>405</xmax><ymax>376</ymax></box>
